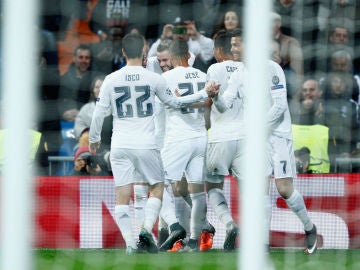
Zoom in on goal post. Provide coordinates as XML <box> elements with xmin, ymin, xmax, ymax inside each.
<box><xmin>240</xmin><ymin>1</ymin><xmax>273</xmax><ymax>269</ymax></box>
<box><xmin>0</xmin><ymin>0</ymin><xmax>39</xmax><ymax>269</ymax></box>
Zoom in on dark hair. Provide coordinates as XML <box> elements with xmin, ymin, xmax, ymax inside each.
<box><xmin>122</xmin><ymin>33</ymin><xmax>145</xmax><ymax>59</ymax></box>
<box><xmin>74</xmin><ymin>44</ymin><xmax>91</xmax><ymax>56</ymax></box>
<box><xmin>213</xmin><ymin>29</ymin><xmax>232</xmax><ymax>55</ymax></box>
<box><xmin>89</xmin><ymin>74</ymin><xmax>106</xmax><ymax>101</ymax></box>
<box><xmin>169</xmin><ymin>39</ymin><xmax>188</xmax><ymax>59</ymax></box>
<box><xmin>212</xmin><ymin>9</ymin><xmax>241</xmax><ymax>37</ymax></box>
<box><xmin>229</xmin><ymin>28</ymin><xmax>243</xmax><ymax>38</ymax></box>
<box><xmin>294</xmin><ymin>147</ymin><xmax>311</xmax><ymax>163</ymax></box>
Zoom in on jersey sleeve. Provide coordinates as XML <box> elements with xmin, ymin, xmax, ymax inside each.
<box><xmin>89</xmin><ymin>77</ymin><xmax>111</xmax><ymax>143</ymax></box>
<box><xmin>267</xmin><ymin>62</ymin><xmax>288</xmax><ymax>130</ymax></box>
<box><xmin>155</xmin><ymin>76</ymin><xmax>208</xmax><ymax>108</ymax></box>
<box><xmin>212</xmin><ymin>69</ymin><xmax>242</xmax><ymax>113</ymax></box>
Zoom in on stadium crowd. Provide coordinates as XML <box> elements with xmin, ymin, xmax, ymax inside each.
<box><xmin>35</xmin><ymin>0</ymin><xmax>360</xmax><ymax>176</ymax></box>
<box><xmin>28</xmin><ymin>0</ymin><xmax>360</xmax><ymax>254</ymax></box>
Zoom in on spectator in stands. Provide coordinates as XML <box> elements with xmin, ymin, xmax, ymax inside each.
<box><xmin>212</xmin><ymin>9</ymin><xmax>241</xmax><ymax>38</ymax></box>
<box><xmin>91</xmin><ymin>25</ymin><xmax>126</xmax><ymax>74</ymax></box>
<box><xmin>322</xmin><ymin>72</ymin><xmax>360</xmax><ymax>172</ymax></box>
<box><xmin>147</xmin><ymin>20</ymin><xmax>214</xmax><ymax>72</ymax></box>
<box><xmin>273</xmin><ymin>0</ymin><xmax>320</xmax><ymax>74</ymax></box>
<box><xmin>36</xmin><ymin>54</ymin><xmax>63</xmax><ymax>175</ymax></box>
<box><xmin>89</xmin><ymin>0</ymin><xmax>148</xmax><ymax>41</ymax></box>
<box><xmin>294</xmin><ymin>147</ymin><xmax>313</xmax><ymax>174</ymax></box>
<box><xmin>74</xmin><ymin>75</ymin><xmax>112</xmax><ymax>154</ymax></box>
<box><xmin>290</xmin><ymin>78</ymin><xmax>325</xmax><ymax>125</ymax></box>
<box><xmin>272</xmin><ymin>12</ymin><xmax>304</xmax><ymax>99</ymax></box>
<box><xmin>72</xmin><ymin>145</ymin><xmax>109</xmax><ymax>176</ymax></box>
<box><xmin>326</xmin><ymin>49</ymin><xmax>360</xmax><ymax>103</ymax></box>
<box><xmin>318</xmin><ymin>24</ymin><xmax>355</xmax><ymax>73</ymax></box>
<box><xmin>58</xmin><ymin>44</ymin><xmax>98</xmax><ymax>122</ymax></box>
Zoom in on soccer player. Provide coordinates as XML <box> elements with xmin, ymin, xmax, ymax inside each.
<box><xmin>159</xmin><ymin>39</ymin><xmax>214</xmax><ymax>252</ymax></box>
<box><xmin>208</xmin><ymin>31</ymin><xmax>318</xmax><ymax>255</ymax></box>
<box><xmin>89</xmin><ymin>33</ymin><xmax>218</xmax><ymax>254</ymax></box>
<box><xmin>204</xmin><ymin>29</ymin><xmax>246</xmax><ymax>251</ymax></box>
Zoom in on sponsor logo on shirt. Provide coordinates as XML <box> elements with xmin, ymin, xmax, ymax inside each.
<box><xmin>271</xmin><ymin>75</ymin><xmax>284</xmax><ymax>90</ymax></box>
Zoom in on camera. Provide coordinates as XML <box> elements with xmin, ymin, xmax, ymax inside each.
<box><xmin>296</xmin><ymin>161</ymin><xmax>303</xmax><ymax>173</ymax></box>
<box><xmin>85</xmin><ymin>155</ymin><xmax>99</xmax><ymax>169</ymax></box>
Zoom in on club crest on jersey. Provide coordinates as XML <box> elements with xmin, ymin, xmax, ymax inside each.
<box><xmin>96</xmin><ymin>97</ymin><xmax>100</xmax><ymax>102</ymax></box>
<box><xmin>271</xmin><ymin>75</ymin><xmax>284</xmax><ymax>90</ymax></box>
<box><xmin>165</xmin><ymin>88</ymin><xmax>173</xmax><ymax>96</ymax></box>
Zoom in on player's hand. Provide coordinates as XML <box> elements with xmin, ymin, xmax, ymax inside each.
<box><xmin>161</xmin><ymin>24</ymin><xmax>174</xmax><ymax>39</ymax></box>
<box><xmin>174</xmin><ymin>88</ymin><xmax>181</xmax><ymax>97</ymax></box>
<box><xmin>205</xmin><ymin>81</ymin><xmax>220</xmax><ymax>98</ymax></box>
<box><xmin>89</xmin><ymin>141</ymin><xmax>101</xmax><ymax>155</ymax></box>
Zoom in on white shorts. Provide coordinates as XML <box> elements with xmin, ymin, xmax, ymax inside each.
<box><xmin>206</xmin><ymin>140</ymin><xmax>245</xmax><ymax>183</ymax></box>
<box><xmin>110</xmin><ymin>148</ymin><xmax>165</xmax><ymax>187</ymax></box>
<box><xmin>162</xmin><ymin>137</ymin><xmax>207</xmax><ymax>183</ymax></box>
<box><xmin>266</xmin><ymin>135</ymin><xmax>296</xmax><ymax>179</ymax></box>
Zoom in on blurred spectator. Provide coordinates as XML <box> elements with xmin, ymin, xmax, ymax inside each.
<box><xmin>271</xmin><ymin>38</ymin><xmax>298</xmax><ymax>98</ymax></box>
<box><xmin>91</xmin><ymin>25</ymin><xmax>126</xmax><ymax>74</ymax></box>
<box><xmin>59</xmin><ymin>44</ymin><xmax>99</xmax><ymax>122</ymax></box>
<box><xmin>322</xmin><ymin>72</ymin><xmax>360</xmax><ymax>171</ymax></box>
<box><xmin>273</xmin><ymin>0</ymin><xmax>320</xmax><ymax>74</ymax></box>
<box><xmin>272</xmin><ymin>13</ymin><xmax>304</xmax><ymax>97</ymax></box>
<box><xmin>272</xmin><ymin>12</ymin><xmax>304</xmax><ymax>99</ymax></box>
<box><xmin>72</xmin><ymin>145</ymin><xmax>110</xmax><ymax>176</ymax></box>
<box><xmin>212</xmin><ymin>9</ymin><xmax>241</xmax><ymax>37</ymax></box>
<box><xmin>318</xmin><ymin>24</ymin><xmax>355</xmax><ymax>73</ymax></box>
<box><xmin>89</xmin><ymin>0</ymin><xmax>148</xmax><ymax>41</ymax></box>
<box><xmin>294</xmin><ymin>147</ymin><xmax>313</xmax><ymax>174</ymax></box>
<box><xmin>36</xmin><ymin>55</ymin><xmax>63</xmax><ymax>175</ymax></box>
<box><xmin>290</xmin><ymin>78</ymin><xmax>325</xmax><ymax>125</ymax></box>
<box><xmin>147</xmin><ymin>20</ymin><xmax>214</xmax><ymax>72</ymax></box>
<box><xmin>326</xmin><ymin>49</ymin><xmax>360</xmax><ymax>103</ymax></box>
<box><xmin>74</xmin><ymin>75</ymin><xmax>112</xmax><ymax>154</ymax></box>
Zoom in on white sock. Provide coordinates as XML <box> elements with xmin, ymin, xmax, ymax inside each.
<box><xmin>133</xmin><ymin>185</ymin><xmax>148</xmax><ymax>228</ymax></box>
<box><xmin>114</xmin><ymin>204</ymin><xmax>136</xmax><ymax>249</ymax></box>
<box><xmin>174</xmin><ymin>196</ymin><xmax>191</xmax><ymax>236</ymax></box>
<box><xmin>160</xmin><ymin>185</ymin><xmax>178</xmax><ymax>227</ymax></box>
<box><xmin>264</xmin><ymin>195</ymin><xmax>272</xmax><ymax>245</ymax></box>
<box><xmin>189</xmin><ymin>192</ymin><xmax>207</xmax><ymax>239</ymax></box>
<box><xmin>286</xmin><ymin>190</ymin><xmax>313</xmax><ymax>231</ymax></box>
<box><xmin>143</xmin><ymin>197</ymin><xmax>162</xmax><ymax>233</ymax></box>
<box><xmin>208</xmin><ymin>188</ymin><xmax>233</xmax><ymax>227</ymax></box>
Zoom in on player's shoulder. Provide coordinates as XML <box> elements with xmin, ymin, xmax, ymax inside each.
<box><xmin>188</xmin><ymin>66</ymin><xmax>206</xmax><ymax>78</ymax></box>
<box><xmin>268</xmin><ymin>60</ymin><xmax>284</xmax><ymax>73</ymax></box>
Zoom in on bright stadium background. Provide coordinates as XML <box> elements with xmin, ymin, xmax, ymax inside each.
<box><xmin>1</xmin><ymin>1</ymin><xmax>360</xmax><ymax>270</ymax></box>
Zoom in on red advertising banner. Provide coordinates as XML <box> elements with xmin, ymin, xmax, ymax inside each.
<box><xmin>34</xmin><ymin>174</ymin><xmax>360</xmax><ymax>249</ymax></box>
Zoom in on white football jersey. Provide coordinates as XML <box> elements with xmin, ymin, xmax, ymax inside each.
<box><xmin>267</xmin><ymin>61</ymin><xmax>293</xmax><ymax>139</ymax></box>
<box><xmin>89</xmin><ymin>66</ymin><xmax>208</xmax><ymax>149</ymax></box>
<box><xmin>162</xmin><ymin>66</ymin><xmax>208</xmax><ymax>143</ymax></box>
<box><xmin>207</xmin><ymin>60</ymin><xmax>246</xmax><ymax>142</ymax></box>
<box><xmin>214</xmin><ymin>60</ymin><xmax>292</xmax><ymax>140</ymax></box>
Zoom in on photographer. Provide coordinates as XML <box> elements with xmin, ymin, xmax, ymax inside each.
<box><xmin>72</xmin><ymin>146</ymin><xmax>108</xmax><ymax>176</ymax></box>
<box><xmin>294</xmin><ymin>147</ymin><xmax>313</xmax><ymax>174</ymax></box>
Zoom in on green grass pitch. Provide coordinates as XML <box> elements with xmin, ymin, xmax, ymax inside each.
<box><xmin>35</xmin><ymin>248</ymin><xmax>360</xmax><ymax>270</ymax></box>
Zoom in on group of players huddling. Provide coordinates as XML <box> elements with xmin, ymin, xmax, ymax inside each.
<box><xmin>89</xmin><ymin>29</ymin><xmax>318</xmax><ymax>255</ymax></box>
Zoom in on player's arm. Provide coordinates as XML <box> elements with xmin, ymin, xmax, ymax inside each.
<box><xmin>211</xmin><ymin>71</ymin><xmax>242</xmax><ymax>113</ymax></box>
<box><xmin>267</xmin><ymin>63</ymin><xmax>288</xmax><ymax>129</ymax></box>
<box><xmin>156</xmin><ymin>78</ymin><xmax>217</xmax><ymax>108</ymax></box>
<box><xmin>89</xmin><ymin>79</ymin><xmax>111</xmax><ymax>154</ymax></box>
